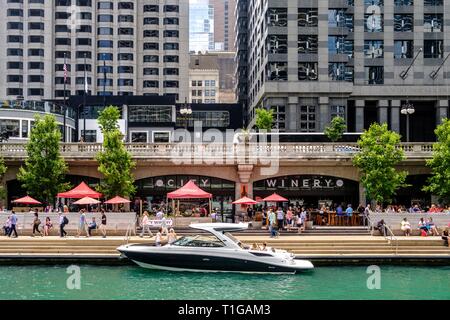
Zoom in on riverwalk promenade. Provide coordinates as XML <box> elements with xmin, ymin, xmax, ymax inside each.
<box><xmin>0</xmin><ymin>235</ymin><xmax>448</xmax><ymax>265</ymax></box>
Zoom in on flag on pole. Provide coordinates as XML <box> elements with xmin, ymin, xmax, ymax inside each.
<box><xmin>63</xmin><ymin>63</ymin><xmax>68</xmax><ymax>84</ymax></box>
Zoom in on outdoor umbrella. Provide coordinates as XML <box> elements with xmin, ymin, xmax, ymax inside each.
<box><xmin>104</xmin><ymin>196</ymin><xmax>131</xmax><ymax>204</ymax></box>
<box><xmin>12</xmin><ymin>196</ymin><xmax>42</xmax><ymax>205</ymax></box>
<box><xmin>73</xmin><ymin>197</ymin><xmax>101</xmax><ymax>205</ymax></box>
<box><xmin>232</xmin><ymin>196</ymin><xmax>258</xmax><ymax>205</ymax></box>
<box><xmin>262</xmin><ymin>193</ymin><xmax>288</xmax><ymax>202</ymax></box>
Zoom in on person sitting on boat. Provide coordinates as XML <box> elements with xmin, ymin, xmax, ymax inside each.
<box><xmin>261</xmin><ymin>242</ymin><xmax>268</xmax><ymax>251</ymax></box>
<box><xmin>155</xmin><ymin>228</ymin><xmax>163</xmax><ymax>247</ymax></box>
<box><xmin>250</xmin><ymin>243</ymin><xmax>259</xmax><ymax>251</ymax></box>
<box><xmin>160</xmin><ymin>215</ymin><xmax>169</xmax><ymax>236</ymax></box>
<box><xmin>167</xmin><ymin>228</ymin><xmax>177</xmax><ymax>244</ymax></box>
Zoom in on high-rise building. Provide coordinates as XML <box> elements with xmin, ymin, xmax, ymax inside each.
<box><xmin>189</xmin><ymin>0</ymin><xmax>215</xmax><ymax>52</ymax></box>
<box><xmin>0</xmin><ymin>0</ymin><xmax>190</xmax><ymax>103</ymax></box>
<box><xmin>236</xmin><ymin>0</ymin><xmax>450</xmax><ymax>142</ymax></box>
<box><xmin>210</xmin><ymin>0</ymin><xmax>236</xmax><ymax>52</ymax></box>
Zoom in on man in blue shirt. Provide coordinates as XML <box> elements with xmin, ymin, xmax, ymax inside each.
<box><xmin>8</xmin><ymin>211</ymin><xmax>18</xmax><ymax>238</ymax></box>
<box><xmin>345</xmin><ymin>204</ymin><xmax>353</xmax><ymax>226</ymax></box>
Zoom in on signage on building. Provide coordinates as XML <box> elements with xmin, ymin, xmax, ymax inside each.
<box><xmin>254</xmin><ymin>176</ymin><xmax>346</xmax><ymax>191</ymax></box>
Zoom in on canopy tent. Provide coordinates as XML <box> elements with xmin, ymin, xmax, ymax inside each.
<box><xmin>104</xmin><ymin>196</ymin><xmax>131</xmax><ymax>204</ymax></box>
<box><xmin>57</xmin><ymin>182</ymin><xmax>102</xmax><ymax>199</ymax></box>
<box><xmin>167</xmin><ymin>180</ymin><xmax>212</xmax><ymax>216</ymax></box>
<box><xmin>12</xmin><ymin>196</ymin><xmax>42</xmax><ymax>205</ymax></box>
<box><xmin>73</xmin><ymin>197</ymin><xmax>101</xmax><ymax>205</ymax></box>
<box><xmin>167</xmin><ymin>180</ymin><xmax>212</xmax><ymax>199</ymax></box>
<box><xmin>262</xmin><ymin>193</ymin><xmax>288</xmax><ymax>202</ymax></box>
<box><xmin>232</xmin><ymin>196</ymin><xmax>258</xmax><ymax>205</ymax></box>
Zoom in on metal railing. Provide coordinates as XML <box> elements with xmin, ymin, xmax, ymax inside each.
<box><xmin>368</xmin><ymin>214</ymin><xmax>399</xmax><ymax>255</ymax></box>
<box><xmin>124</xmin><ymin>216</ymin><xmax>138</xmax><ymax>244</ymax></box>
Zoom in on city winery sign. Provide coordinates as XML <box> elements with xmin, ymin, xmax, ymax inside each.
<box><xmin>254</xmin><ymin>176</ymin><xmax>346</xmax><ymax>191</ymax></box>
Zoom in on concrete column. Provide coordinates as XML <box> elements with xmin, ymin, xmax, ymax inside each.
<box><xmin>287</xmin><ymin>3</ymin><xmax>299</xmax><ymax>81</ymax></box>
<box><xmin>378</xmin><ymin>100</ymin><xmax>389</xmax><ymax>125</ymax></box>
<box><xmin>355</xmin><ymin>100</ymin><xmax>365</xmax><ymax>132</ymax></box>
<box><xmin>436</xmin><ymin>100</ymin><xmax>449</xmax><ymax>125</ymax></box>
<box><xmin>318</xmin><ymin>1</ymin><xmax>329</xmax><ymax>81</ymax></box>
<box><xmin>390</xmin><ymin>100</ymin><xmax>401</xmax><ymax>133</ymax></box>
<box><xmin>319</xmin><ymin>96</ymin><xmax>329</xmax><ymax>131</ymax></box>
<box><xmin>383</xmin><ymin>0</ymin><xmax>394</xmax><ymax>85</ymax></box>
<box><xmin>287</xmin><ymin>96</ymin><xmax>298</xmax><ymax>131</ymax></box>
<box><xmin>353</xmin><ymin>2</ymin><xmax>365</xmax><ymax>85</ymax></box>
<box><xmin>359</xmin><ymin>182</ymin><xmax>367</xmax><ymax>206</ymax></box>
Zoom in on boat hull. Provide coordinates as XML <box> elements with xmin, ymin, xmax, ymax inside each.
<box><xmin>118</xmin><ymin>245</ymin><xmax>314</xmax><ymax>274</ymax></box>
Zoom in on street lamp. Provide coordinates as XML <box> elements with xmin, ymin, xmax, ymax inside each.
<box><xmin>180</xmin><ymin>98</ymin><xmax>192</xmax><ymax>131</ymax></box>
<box><xmin>401</xmin><ymin>101</ymin><xmax>415</xmax><ymax>142</ymax></box>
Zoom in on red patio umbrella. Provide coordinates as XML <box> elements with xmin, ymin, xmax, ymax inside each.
<box><xmin>12</xmin><ymin>196</ymin><xmax>42</xmax><ymax>205</ymax></box>
<box><xmin>232</xmin><ymin>196</ymin><xmax>258</xmax><ymax>205</ymax></box>
<box><xmin>73</xmin><ymin>197</ymin><xmax>101</xmax><ymax>205</ymax></box>
<box><xmin>104</xmin><ymin>196</ymin><xmax>131</xmax><ymax>204</ymax></box>
<box><xmin>262</xmin><ymin>193</ymin><xmax>288</xmax><ymax>202</ymax></box>
<box><xmin>57</xmin><ymin>182</ymin><xmax>102</xmax><ymax>199</ymax></box>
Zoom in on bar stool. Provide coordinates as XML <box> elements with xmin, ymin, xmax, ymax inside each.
<box><xmin>336</xmin><ymin>215</ymin><xmax>344</xmax><ymax>226</ymax></box>
<box><xmin>329</xmin><ymin>212</ymin><xmax>336</xmax><ymax>226</ymax></box>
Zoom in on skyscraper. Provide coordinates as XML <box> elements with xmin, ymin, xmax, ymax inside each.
<box><xmin>0</xmin><ymin>0</ymin><xmax>190</xmax><ymax>102</ymax></box>
<box><xmin>210</xmin><ymin>0</ymin><xmax>236</xmax><ymax>52</ymax></box>
<box><xmin>189</xmin><ymin>0</ymin><xmax>215</xmax><ymax>52</ymax></box>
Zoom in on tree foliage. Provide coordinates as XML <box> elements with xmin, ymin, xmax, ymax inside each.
<box><xmin>324</xmin><ymin>116</ymin><xmax>347</xmax><ymax>142</ymax></box>
<box><xmin>255</xmin><ymin>108</ymin><xmax>274</xmax><ymax>131</ymax></box>
<box><xmin>423</xmin><ymin>118</ymin><xmax>450</xmax><ymax>203</ymax></box>
<box><xmin>0</xmin><ymin>156</ymin><xmax>7</xmax><ymax>201</ymax></box>
<box><xmin>17</xmin><ymin>114</ymin><xmax>69</xmax><ymax>204</ymax></box>
<box><xmin>96</xmin><ymin>106</ymin><xmax>136</xmax><ymax>198</ymax></box>
<box><xmin>353</xmin><ymin>123</ymin><xmax>408</xmax><ymax>204</ymax></box>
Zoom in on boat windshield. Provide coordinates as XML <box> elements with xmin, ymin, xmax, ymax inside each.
<box><xmin>224</xmin><ymin>232</ymin><xmax>248</xmax><ymax>249</ymax></box>
<box><xmin>171</xmin><ymin>235</ymin><xmax>225</xmax><ymax>248</ymax></box>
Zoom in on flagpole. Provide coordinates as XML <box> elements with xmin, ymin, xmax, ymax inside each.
<box><xmin>63</xmin><ymin>53</ymin><xmax>67</xmax><ymax>143</ymax></box>
<box><xmin>83</xmin><ymin>53</ymin><xmax>87</xmax><ymax>142</ymax></box>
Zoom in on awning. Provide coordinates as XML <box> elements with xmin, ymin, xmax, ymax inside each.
<box><xmin>73</xmin><ymin>197</ymin><xmax>101</xmax><ymax>205</ymax></box>
<box><xmin>232</xmin><ymin>196</ymin><xmax>258</xmax><ymax>205</ymax></box>
<box><xmin>262</xmin><ymin>193</ymin><xmax>288</xmax><ymax>202</ymax></box>
<box><xmin>57</xmin><ymin>182</ymin><xmax>102</xmax><ymax>199</ymax></box>
<box><xmin>167</xmin><ymin>180</ymin><xmax>212</xmax><ymax>199</ymax></box>
<box><xmin>12</xmin><ymin>196</ymin><xmax>42</xmax><ymax>205</ymax></box>
<box><xmin>104</xmin><ymin>196</ymin><xmax>131</xmax><ymax>204</ymax></box>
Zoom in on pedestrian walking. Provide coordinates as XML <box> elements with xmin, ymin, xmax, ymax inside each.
<box><xmin>276</xmin><ymin>207</ymin><xmax>284</xmax><ymax>231</ymax></box>
<box><xmin>59</xmin><ymin>212</ymin><xmax>68</xmax><ymax>238</ymax></box>
<box><xmin>99</xmin><ymin>210</ymin><xmax>107</xmax><ymax>238</ymax></box>
<box><xmin>76</xmin><ymin>209</ymin><xmax>89</xmax><ymax>238</ymax></box>
<box><xmin>8</xmin><ymin>211</ymin><xmax>18</xmax><ymax>238</ymax></box>
<box><xmin>140</xmin><ymin>211</ymin><xmax>153</xmax><ymax>238</ymax></box>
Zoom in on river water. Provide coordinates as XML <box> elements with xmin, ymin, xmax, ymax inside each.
<box><xmin>0</xmin><ymin>265</ymin><xmax>448</xmax><ymax>300</ymax></box>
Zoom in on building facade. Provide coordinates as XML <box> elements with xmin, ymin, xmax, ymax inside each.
<box><xmin>189</xmin><ymin>54</ymin><xmax>220</xmax><ymax>103</ymax></box>
<box><xmin>0</xmin><ymin>0</ymin><xmax>189</xmax><ymax>103</ymax></box>
<box><xmin>236</xmin><ymin>0</ymin><xmax>450</xmax><ymax>141</ymax></box>
<box><xmin>189</xmin><ymin>0</ymin><xmax>215</xmax><ymax>52</ymax></box>
<box><xmin>210</xmin><ymin>0</ymin><xmax>236</xmax><ymax>52</ymax></box>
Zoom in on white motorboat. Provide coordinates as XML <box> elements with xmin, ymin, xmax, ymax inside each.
<box><xmin>117</xmin><ymin>223</ymin><xmax>314</xmax><ymax>274</ymax></box>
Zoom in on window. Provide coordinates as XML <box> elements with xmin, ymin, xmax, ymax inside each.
<box><xmin>330</xmin><ymin>106</ymin><xmax>346</xmax><ymax>120</ymax></box>
<box><xmin>329</xmin><ymin>63</ymin><xmax>354</xmax><ymax>82</ymax></box>
<box><xmin>144</xmin><ymin>68</ymin><xmax>159</xmax><ymax>75</ymax></box>
<box><xmin>424</xmin><ymin>40</ymin><xmax>443</xmax><ymax>58</ymax></box>
<box><xmin>118</xmin><ymin>28</ymin><xmax>134</xmax><ymax>35</ymax></box>
<box><xmin>131</xmin><ymin>132</ymin><xmax>148</xmax><ymax>143</ymax></box>
<box><xmin>144</xmin><ymin>42</ymin><xmax>159</xmax><ymax>50</ymax></box>
<box><xmin>394</xmin><ymin>40</ymin><xmax>413</xmax><ymax>59</ymax></box>
<box><xmin>118</xmin><ymin>66</ymin><xmax>133</xmax><ymax>73</ymax></box>
<box><xmin>328</xmin><ymin>9</ymin><xmax>353</xmax><ymax>31</ymax></box>
<box><xmin>97</xmin><ymin>79</ymin><xmax>113</xmax><ymax>86</ymax></box>
<box><xmin>164</xmin><ymin>43</ymin><xmax>179</xmax><ymax>50</ymax></box>
<box><xmin>129</xmin><ymin>106</ymin><xmax>173</xmax><ymax>123</ymax></box>
<box><xmin>164</xmin><ymin>18</ymin><xmax>179</xmax><ymax>25</ymax></box>
<box><xmin>298</xmin><ymin>8</ymin><xmax>318</xmax><ymax>27</ymax></box>
<box><xmin>164</xmin><ymin>5</ymin><xmax>179</xmax><ymax>12</ymax></box>
<box><xmin>364</xmin><ymin>40</ymin><xmax>384</xmax><ymax>58</ymax></box>
<box><xmin>144</xmin><ymin>5</ymin><xmax>159</xmax><ymax>12</ymax></box>
<box><xmin>268</xmin><ymin>35</ymin><xmax>288</xmax><ymax>54</ymax></box>
<box><xmin>98</xmin><ymin>2</ymin><xmax>113</xmax><ymax>9</ymax></box>
<box><xmin>364</xmin><ymin>13</ymin><xmax>383</xmax><ymax>32</ymax></box>
<box><xmin>298</xmin><ymin>35</ymin><xmax>318</xmax><ymax>54</ymax></box>
<box><xmin>0</xmin><ymin>119</ymin><xmax>20</xmax><ymax>138</ymax></box>
<box><xmin>118</xmin><ymin>40</ymin><xmax>133</xmax><ymax>48</ymax></box>
<box><xmin>424</xmin><ymin>14</ymin><xmax>443</xmax><ymax>32</ymax></box>
<box><xmin>118</xmin><ymin>79</ymin><xmax>133</xmax><ymax>86</ymax></box>
<box><xmin>267</xmin><ymin>63</ymin><xmax>288</xmax><ymax>81</ymax></box>
<box><xmin>328</xmin><ymin>36</ymin><xmax>353</xmax><ymax>58</ymax></box>
<box><xmin>144</xmin><ymin>17</ymin><xmax>159</xmax><ymax>25</ymax></box>
<box><xmin>395</xmin><ymin>0</ymin><xmax>413</xmax><ymax>4</ymax></box>
<box><xmin>299</xmin><ymin>106</ymin><xmax>316</xmax><ymax>132</ymax></box>
<box><xmin>176</xmin><ymin>111</ymin><xmax>230</xmax><ymax>128</ymax></box>
<box><xmin>98</xmin><ymin>40</ymin><xmax>113</xmax><ymax>48</ymax></box>
<box><xmin>365</xmin><ymin>66</ymin><xmax>384</xmax><ymax>84</ymax></box>
<box><xmin>97</xmin><ymin>65</ymin><xmax>112</xmax><ymax>73</ymax></box>
<box><xmin>143</xmin><ymin>80</ymin><xmax>159</xmax><ymax>88</ymax></box>
<box><xmin>163</xmin><ymin>81</ymin><xmax>179</xmax><ymax>88</ymax></box>
<box><xmin>163</xmin><ymin>30</ymin><xmax>179</xmax><ymax>38</ymax></box>
<box><xmin>163</xmin><ymin>68</ymin><xmax>179</xmax><ymax>75</ymax></box>
<box><xmin>77</xmin><ymin>38</ymin><xmax>92</xmax><ymax>46</ymax></box>
<box><xmin>394</xmin><ymin>14</ymin><xmax>413</xmax><ymax>32</ymax></box>
<box><xmin>118</xmin><ymin>2</ymin><xmax>133</xmax><ymax>10</ymax></box>
<box><xmin>144</xmin><ymin>55</ymin><xmax>159</xmax><ymax>63</ymax></box>
<box><xmin>118</xmin><ymin>53</ymin><xmax>133</xmax><ymax>61</ymax></box>
<box><xmin>268</xmin><ymin>8</ymin><xmax>287</xmax><ymax>27</ymax></box>
<box><xmin>81</xmin><ymin>130</ymin><xmax>97</xmax><ymax>142</ymax></box>
<box><xmin>144</xmin><ymin>30</ymin><xmax>159</xmax><ymax>38</ymax></box>
<box><xmin>424</xmin><ymin>0</ymin><xmax>442</xmax><ymax>4</ymax></box>
<box><xmin>153</xmin><ymin>131</ymin><xmax>170</xmax><ymax>143</ymax></box>
<box><xmin>21</xmin><ymin>120</ymin><xmax>29</xmax><ymax>138</ymax></box>
<box><xmin>163</xmin><ymin>55</ymin><xmax>179</xmax><ymax>63</ymax></box>
<box><xmin>98</xmin><ymin>15</ymin><xmax>113</xmax><ymax>22</ymax></box>
<box><xmin>98</xmin><ymin>27</ymin><xmax>113</xmax><ymax>35</ymax></box>
<box><xmin>298</xmin><ymin>63</ymin><xmax>318</xmax><ymax>81</ymax></box>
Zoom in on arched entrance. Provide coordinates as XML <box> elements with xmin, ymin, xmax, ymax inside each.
<box><xmin>394</xmin><ymin>174</ymin><xmax>431</xmax><ymax>207</ymax></box>
<box><xmin>135</xmin><ymin>175</ymin><xmax>236</xmax><ymax>215</ymax></box>
<box><xmin>253</xmin><ymin>175</ymin><xmax>359</xmax><ymax>208</ymax></box>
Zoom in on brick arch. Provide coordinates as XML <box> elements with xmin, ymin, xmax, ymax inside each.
<box><xmin>133</xmin><ymin>165</ymin><xmax>239</xmax><ymax>182</ymax></box>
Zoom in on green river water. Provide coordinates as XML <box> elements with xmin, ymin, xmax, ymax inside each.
<box><xmin>0</xmin><ymin>265</ymin><xmax>448</xmax><ymax>300</ymax></box>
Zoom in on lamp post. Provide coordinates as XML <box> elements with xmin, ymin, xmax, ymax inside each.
<box><xmin>401</xmin><ymin>101</ymin><xmax>415</xmax><ymax>142</ymax></box>
<box><xmin>180</xmin><ymin>98</ymin><xmax>193</xmax><ymax>132</ymax></box>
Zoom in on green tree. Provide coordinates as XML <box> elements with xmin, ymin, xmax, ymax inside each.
<box><xmin>353</xmin><ymin>123</ymin><xmax>408</xmax><ymax>205</ymax></box>
<box><xmin>0</xmin><ymin>156</ymin><xmax>7</xmax><ymax>201</ymax></box>
<box><xmin>423</xmin><ymin>118</ymin><xmax>450</xmax><ymax>203</ymax></box>
<box><xmin>17</xmin><ymin>114</ymin><xmax>69</xmax><ymax>204</ymax></box>
<box><xmin>96</xmin><ymin>106</ymin><xmax>136</xmax><ymax>198</ymax></box>
<box><xmin>324</xmin><ymin>116</ymin><xmax>347</xmax><ymax>142</ymax></box>
<box><xmin>255</xmin><ymin>108</ymin><xmax>274</xmax><ymax>131</ymax></box>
